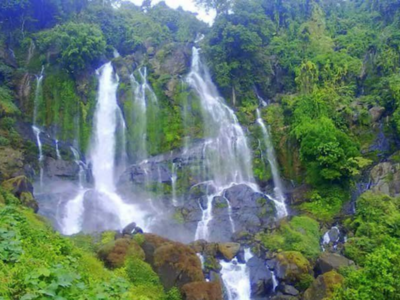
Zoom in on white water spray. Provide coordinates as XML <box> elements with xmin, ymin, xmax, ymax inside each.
<box><xmin>221</xmin><ymin>249</ymin><xmax>253</xmax><ymax>300</ymax></box>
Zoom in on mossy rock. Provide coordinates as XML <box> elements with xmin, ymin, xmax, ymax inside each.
<box><xmin>0</xmin><ymin>147</ymin><xmax>24</xmax><ymax>181</ymax></box>
<box><xmin>1</xmin><ymin>176</ymin><xmax>38</xmax><ymax>212</ymax></box>
<box><xmin>97</xmin><ymin>238</ymin><xmax>145</xmax><ymax>269</ymax></box>
<box><xmin>141</xmin><ymin>234</ymin><xmax>204</xmax><ymax>290</ymax></box>
<box><xmin>181</xmin><ymin>281</ymin><xmax>223</xmax><ymax>300</ymax></box>
<box><xmin>303</xmin><ymin>270</ymin><xmax>344</xmax><ymax>300</ymax></box>
<box><xmin>275</xmin><ymin>251</ymin><xmax>313</xmax><ymax>284</ymax></box>
<box><xmin>19</xmin><ymin>191</ymin><xmax>39</xmax><ymax>212</ymax></box>
<box><xmin>154</xmin><ymin>242</ymin><xmax>204</xmax><ymax>289</ymax></box>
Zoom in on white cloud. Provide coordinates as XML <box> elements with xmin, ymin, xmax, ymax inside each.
<box><xmin>129</xmin><ymin>0</ymin><xmax>216</xmax><ymax>24</ymax></box>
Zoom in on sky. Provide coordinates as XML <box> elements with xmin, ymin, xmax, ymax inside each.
<box><xmin>129</xmin><ymin>0</ymin><xmax>216</xmax><ymax>24</ymax></box>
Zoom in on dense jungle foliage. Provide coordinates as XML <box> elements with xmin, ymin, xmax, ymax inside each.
<box><xmin>1</xmin><ymin>0</ymin><xmax>400</xmax><ymax>299</ymax></box>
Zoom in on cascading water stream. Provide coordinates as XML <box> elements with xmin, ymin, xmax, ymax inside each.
<box><xmin>187</xmin><ymin>47</ymin><xmax>254</xmax><ymax>187</ymax></box>
<box><xmin>33</xmin><ymin>66</ymin><xmax>44</xmax><ymax>125</ymax></box>
<box><xmin>32</xmin><ymin>126</ymin><xmax>44</xmax><ymax>188</ymax></box>
<box><xmin>171</xmin><ymin>162</ymin><xmax>178</xmax><ymax>206</ymax></box>
<box><xmin>32</xmin><ymin>67</ymin><xmax>45</xmax><ymax>188</ymax></box>
<box><xmin>117</xmin><ymin>107</ymin><xmax>128</xmax><ymax>171</ymax></box>
<box><xmin>70</xmin><ymin>147</ymin><xmax>85</xmax><ymax>189</ymax></box>
<box><xmin>55</xmin><ymin>140</ymin><xmax>61</xmax><ymax>160</ymax></box>
<box><xmin>256</xmin><ymin>109</ymin><xmax>288</xmax><ymax>217</ymax></box>
<box><xmin>220</xmin><ymin>249</ymin><xmax>253</xmax><ymax>300</ymax></box>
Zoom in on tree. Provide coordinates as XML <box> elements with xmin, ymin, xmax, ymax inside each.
<box><xmin>36</xmin><ymin>22</ymin><xmax>107</xmax><ymax>72</ymax></box>
<box><xmin>194</xmin><ymin>0</ymin><xmax>231</xmax><ymax>15</ymax></box>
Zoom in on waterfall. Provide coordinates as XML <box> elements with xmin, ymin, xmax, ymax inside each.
<box><xmin>188</xmin><ymin>47</ymin><xmax>259</xmax><ymax>240</ymax></box>
<box><xmin>171</xmin><ymin>162</ymin><xmax>178</xmax><ymax>206</ymax></box>
<box><xmin>55</xmin><ymin>140</ymin><xmax>61</xmax><ymax>160</ymax></box>
<box><xmin>117</xmin><ymin>107</ymin><xmax>128</xmax><ymax>170</ymax></box>
<box><xmin>62</xmin><ymin>62</ymin><xmax>146</xmax><ymax>235</ymax></box>
<box><xmin>32</xmin><ymin>126</ymin><xmax>44</xmax><ymax>188</ymax></box>
<box><xmin>220</xmin><ymin>249</ymin><xmax>252</xmax><ymax>300</ymax></box>
<box><xmin>33</xmin><ymin>66</ymin><xmax>44</xmax><ymax>125</ymax></box>
<box><xmin>70</xmin><ymin>147</ymin><xmax>85</xmax><ymax>189</ymax></box>
<box><xmin>256</xmin><ymin>109</ymin><xmax>288</xmax><ymax>218</ymax></box>
<box><xmin>32</xmin><ymin>67</ymin><xmax>45</xmax><ymax>188</ymax></box>
<box><xmin>187</xmin><ymin>47</ymin><xmax>253</xmax><ymax>186</ymax></box>
<box><xmin>130</xmin><ymin>67</ymin><xmax>158</xmax><ymax>162</ymax></box>
<box><xmin>271</xmin><ymin>270</ymin><xmax>278</xmax><ymax>292</ymax></box>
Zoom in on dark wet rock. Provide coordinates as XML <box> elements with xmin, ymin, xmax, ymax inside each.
<box><xmin>236</xmin><ymin>248</ymin><xmax>246</xmax><ymax>264</ymax></box>
<box><xmin>217</xmin><ymin>243</ymin><xmax>240</xmax><ymax>261</ymax></box>
<box><xmin>275</xmin><ymin>251</ymin><xmax>312</xmax><ymax>284</ymax></box>
<box><xmin>303</xmin><ymin>271</ymin><xmax>344</xmax><ymax>300</ymax></box>
<box><xmin>120</xmin><ymin>161</ymin><xmax>172</xmax><ymax>185</ymax></box>
<box><xmin>316</xmin><ymin>253</ymin><xmax>354</xmax><ymax>275</ymax></box>
<box><xmin>222</xmin><ymin>184</ymin><xmax>277</xmax><ymax>235</ymax></box>
<box><xmin>81</xmin><ymin>190</ymin><xmax>121</xmax><ymax>233</ymax></box>
<box><xmin>44</xmin><ymin>157</ymin><xmax>79</xmax><ymax>178</ymax></box>
<box><xmin>199</xmin><ymin>196</ymin><xmax>209</xmax><ymax>210</ymax></box>
<box><xmin>122</xmin><ymin>222</ymin><xmax>137</xmax><ymax>235</ymax></box>
<box><xmin>181</xmin><ymin>281</ymin><xmax>223</xmax><ymax>300</ymax></box>
<box><xmin>277</xmin><ymin>284</ymin><xmax>299</xmax><ymax>296</ymax></box>
<box><xmin>287</xmin><ymin>184</ymin><xmax>311</xmax><ymax>205</ymax></box>
<box><xmin>247</xmin><ymin>256</ymin><xmax>274</xmax><ymax>297</ymax></box>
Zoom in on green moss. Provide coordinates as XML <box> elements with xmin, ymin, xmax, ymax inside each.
<box><xmin>259</xmin><ymin>216</ymin><xmax>321</xmax><ymax>259</ymax></box>
<box><xmin>299</xmin><ymin>185</ymin><xmax>349</xmax><ymax>222</ymax></box>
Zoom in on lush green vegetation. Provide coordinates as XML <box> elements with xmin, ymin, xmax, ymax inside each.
<box><xmin>332</xmin><ymin>192</ymin><xmax>400</xmax><ymax>299</ymax></box>
<box><xmin>258</xmin><ymin>216</ymin><xmax>321</xmax><ymax>259</ymax></box>
<box><xmin>0</xmin><ymin>196</ymin><xmax>180</xmax><ymax>299</ymax></box>
<box><xmin>1</xmin><ymin>0</ymin><xmax>400</xmax><ymax>299</ymax></box>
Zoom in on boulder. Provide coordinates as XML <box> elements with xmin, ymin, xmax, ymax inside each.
<box><xmin>370</xmin><ymin>162</ymin><xmax>400</xmax><ymax>197</ymax></box>
<box><xmin>217</xmin><ymin>243</ymin><xmax>241</xmax><ymax>261</ymax></box>
<box><xmin>277</xmin><ymin>284</ymin><xmax>299</xmax><ymax>296</ymax></box>
<box><xmin>247</xmin><ymin>256</ymin><xmax>274</xmax><ymax>297</ymax></box>
<box><xmin>275</xmin><ymin>251</ymin><xmax>312</xmax><ymax>283</ymax></box>
<box><xmin>316</xmin><ymin>253</ymin><xmax>354</xmax><ymax>274</ymax></box>
<box><xmin>303</xmin><ymin>271</ymin><xmax>344</xmax><ymax>300</ymax></box>
<box><xmin>44</xmin><ymin>157</ymin><xmax>79</xmax><ymax>178</ymax></box>
<box><xmin>141</xmin><ymin>234</ymin><xmax>204</xmax><ymax>290</ymax></box>
<box><xmin>181</xmin><ymin>281</ymin><xmax>223</xmax><ymax>300</ymax></box>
